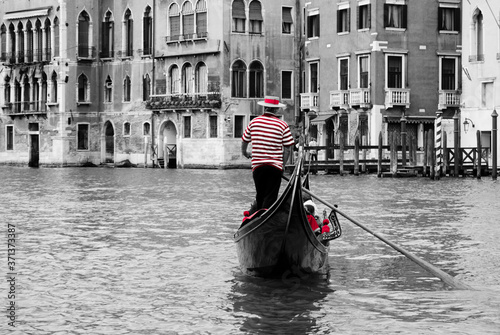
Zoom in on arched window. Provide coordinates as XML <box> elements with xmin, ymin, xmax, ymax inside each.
<box><xmin>26</xmin><ymin>21</ymin><xmax>33</xmax><ymax>62</ymax></box>
<box><xmin>44</xmin><ymin>18</ymin><xmax>51</xmax><ymax>60</ymax></box>
<box><xmin>8</xmin><ymin>23</ymin><xmax>15</xmax><ymax>63</ymax></box>
<box><xmin>78</xmin><ymin>73</ymin><xmax>89</xmax><ymax>102</ymax></box>
<box><xmin>182</xmin><ymin>63</ymin><xmax>193</xmax><ymax>94</ymax></box>
<box><xmin>143</xmin><ymin>74</ymin><xmax>151</xmax><ymax>101</ymax></box>
<box><xmin>231</xmin><ymin>60</ymin><xmax>247</xmax><ymax>98</ymax></box>
<box><xmin>104</xmin><ymin>75</ymin><xmax>113</xmax><ymax>102</ymax></box>
<box><xmin>249</xmin><ymin>1</ymin><xmax>263</xmax><ymax>34</ymax></box>
<box><xmin>53</xmin><ymin>17</ymin><xmax>60</xmax><ymax>57</ymax></box>
<box><xmin>34</xmin><ymin>20</ymin><xmax>42</xmax><ymax>61</ymax></box>
<box><xmin>249</xmin><ymin>61</ymin><xmax>264</xmax><ymax>98</ymax></box>
<box><xmin>182</xmin><ymin>2</ymin><xmax>195</xmax><ymax>39</ymax></box>
<box><xmin>78</xmin><ymin>11</ymin><xmax>91</xmax><ymax>57</ymax></box>
<box><xmin>14</xmin><ymin>79</ymin><xmax>21</xmax><ymax>112</ymax></box>
<box><xmin>143</xmin><ymin>122</ymin><xmax>151</xmax><ymax>136</ymax></box>
<box><xmin>23</xmin><ymin>75</ymin><xmax>30</xmax><ymax>111</ymax></box>
<box><xmin>0</xmin><ymin>25</ymin><xmax>6</xmax><ymax>62</ymax></box>
<box><xmin>123</xmin><ymin>121</ymin><xmax>131</xmax><ymax>136</ymax></box>
<box><xmin>17</xmin><ymin>22</ymin><xmax>24</xmax><ymax>63</ymax></box>
<box><xmin>143</xmin><ymin>6</ymin><xmax>153</xmax><ymax>55</ymax></box>
<box><xmin>195</xmin><ymin>62</ymin><xmax>207</xmax><ymax>93</ymax></box>
<box><xmin>41</xmin><ymin>71</ymin><xmax>47</xmax><ymax>111</ymax></box>
<box><xmin>472</xmin><ymin>10</ymin><xmax>483</xmax><ymax>61</ymax></box>
<box><xmin>169</xmin><ymin>3</ymin><xmax>181</xmax><ymax>41</ymax></box>
<box><xmin>169</xmin><ymin>65</ymin><xmax>180</xmax><ymax>94</ymax></box>
<box><xmin>124</xmin><ymin>9</ymin><xmax>133</xmax><ymax>57</ymax></box>
<box><xmin>195</xmin><ymin>0</ymin><xmax>207</xmax><ymax>38</ymax></box>
<box><xmin>123</xmin><ymin>75</ymin><xmax>131</xmax><ymax>102</ymax></box>
<box><xmin>101</xmin><ymin>11</ymin><xmax>114</xmax><ymax>58</ymax></box>
<box><xmin>232</xmin><ymin>0</ymin><xmax>246</xmax><ymax>33</ymax></box>
<box><xmin>51</xmin><ymin>71</ymin><xmax>58</xmax><ymax>103</ymax></box>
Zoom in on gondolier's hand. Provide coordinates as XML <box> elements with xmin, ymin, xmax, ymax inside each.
<box><xmin>243</xmin><ymin>152</ymin><xmax>251</xmax><ymax>159</ymax></box>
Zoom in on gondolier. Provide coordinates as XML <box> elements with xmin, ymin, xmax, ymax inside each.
<box><xmin>241</xmin><ymin>96</ymin><xmax>295</xmax><ymax>213</ymax></box>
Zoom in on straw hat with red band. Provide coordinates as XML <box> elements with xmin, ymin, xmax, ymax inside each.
<box><xmin>257</xmin><ymin>96</ymin><xmax>286</xmax><ymax>108</ymax></box>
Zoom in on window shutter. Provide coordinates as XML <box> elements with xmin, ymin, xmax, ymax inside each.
<box><xmin>367</xmin><ymin>5</ymin><xmax>371</xmax><ymax>29</ymax></box>
<box><xmin>283</xmin><ymin>8</ymin><xmax>293</xmax><ymax>24</ymax></box>
<box><xmin>357</xmin><ymin>6</ymin><xmax>360</xmax><ymax>30</ymax></box>
<box><xmin>184</xmin><ymin>14</ymin><xmax>194</xmax><ymax>35</ymax></box>
<box><xmin>196</xmin><ymin>12</ymin><xmax>207</xmax><ymax>35</ymax></box>
<box><xmin>402</xmin><ymin>5</ymin><xmax>408</xmax><ymax>29</ymax></box>
<box><xmin>101</xmin><ymin>22</ymin><xmax>108</xmax><ymax>53</ymax></box>
<box><xmin>337</xmin><ymin>10</ymin><xmax>341</xmax><ymax>33</ymax></box>
<box><xmin>232</xmin><ymin>0</ymin><xmax>246</xmax><ymax>19</ymax></box>
<box><xmin>383</xmin><ymin>4</ymin><xmax>388</xmax><ymax>27</ymax></box>
<box><xmin>249</xmin><ymin>1</ymin><xmax>263</xmax><ymax>21</ymax></box>
<box><xmin>170</xmin><ymin>16</ymin><xmax>180</xmax><ymax>36</ymax></box>
<box><xmin>347</xmin><ymin>8</ymin><xmax>351</xmax><ymax>32</ymax></box>
<box><xmin>455</xmin><ymin>8</ymin><xmax>461</xmax><ymax>32</ymax></box>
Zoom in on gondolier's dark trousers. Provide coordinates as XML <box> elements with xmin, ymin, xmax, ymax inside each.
<box><xmin>252</xmin><ymin>165</ymin><xmax>282</xmax><ymax>212</ymax></box>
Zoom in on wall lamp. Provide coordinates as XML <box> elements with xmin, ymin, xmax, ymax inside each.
<box><xmin>463</xmin><ymin>117</ymin><xmax>475</xmax><ymax>133</ymax></box>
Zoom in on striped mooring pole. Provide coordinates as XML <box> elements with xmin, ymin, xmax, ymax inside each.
<box><xmin>435</xmin><ymin>111</ymin><xmax>443</xmax><ymax>179</ymax></box>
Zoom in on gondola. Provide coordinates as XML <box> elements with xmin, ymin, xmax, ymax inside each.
<box><xmin>233</xmin><ymin>156</ymin><xmax>341</xmax><ymax>278</ymax></box>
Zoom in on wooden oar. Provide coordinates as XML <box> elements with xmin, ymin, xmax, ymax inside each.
<box><xmin>282</xmin><ymin>176</ymin><xmax>473</xmax><ymax>290</ymax></box>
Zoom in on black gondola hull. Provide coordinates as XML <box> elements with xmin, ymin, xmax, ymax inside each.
<box><xmin>234</xmin><ymin>168</ymin><xmax>328</xmax><ymax>277</ymax></box>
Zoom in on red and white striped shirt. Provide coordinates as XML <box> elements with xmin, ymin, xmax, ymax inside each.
<box><xmin>242</xmin><ymin>113</ymin><xmax>295</xmax><ymax>171</ymax></box>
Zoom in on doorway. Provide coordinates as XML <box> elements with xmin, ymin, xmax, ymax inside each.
<box><xmin>29</xmin><ymin>134</ymin><xmax>39</xmax><ymax>167</ymax></box>
<box><xmin>104</xmin><ymin>121</ymin><xmax>114</xmax><ymax>163</ymax></box>
<box><xmin>159</xmin><ymin>120</ymin><xmax>177</xmax><ymax>168</ymax></box>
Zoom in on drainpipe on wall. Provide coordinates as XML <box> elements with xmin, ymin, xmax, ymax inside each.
<box><xmin>294</xmin><ymin>0</ymin><xmax>302</xmax><ymax>127</ymax></box>
<box><xmin>150</xmin><ymin>0</ymin><xmax>157</xmax><ymax>167</ymax></box>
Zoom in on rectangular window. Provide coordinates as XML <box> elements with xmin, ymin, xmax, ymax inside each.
<box><xmin>482</xmin><ymin>82</ymin><xmax>494</xmax><ymax>109</ymax></box>
<box><xmin>209</xmin><ymin>115</ymin><xmax>217</xmax><ymax>138</ymax></box>
<box><xmin>337</xmin><ymin>8</ymin><xmax>350</xmax><ymax>33</ymax></box>
<box><xmin>438</xmin><ymin>7</ymin><xmax>460</xmax><ymax>32</ymax></box>
<box><xmin>387</xmin><ymin>55</ymin><xmax>403</xmax><ymax>88</ymax></box>
<box><xmin>384</xmin><ymin>4</ymin><xmax>407</xmax><ymax>29</ymax></box>
<box><xmin>282</xmin><ymin>71</ymin><xmax>293</xmax><ymax>99</ymax></box>
<box><xmin>123</xmin><ymin>122</ymin><xmax>131</xmax><ymax>136</ymax></box>
<box><xmin>359</xmin><ymin>55</ymin><xmax>369</xmax><ymax>88</ymax></box>
<box><xmin>234</xmin><ymin>115</ymin><xmax>245</xmax><ymax>138</ymax></box>
<box><xmin>339</xmin><ymin>58</ymin><xmax>349</xmax><ymax>90</ymax></box>
<box><xmin>6</xmin><ymin>125</ymin><xmax>14</xmax><ymax>151</ymax></box>
<box><xmin>307</xmin><ymin>14</ymin><xmax>320</xmax><ymax>38</ymax></box>
<box><xmin>77</xmin><ymin>124</ymin><xmax>89</xmax><ymax>150</ymax></box>
<box><xmin>184</xmin><ymin>116</ymin><xmax>191</xmax><ymax>138</ymax></box>
<box><xmin>357</xmin><ymin>4</ymin><xmax>371</xmax><ymax>30</ymax></box>
<box><xmin>441</xmin><ymin>58</ymin><xmax>456</xmax><ymax>90</ymax></box>
<box><xmin>282</xmin><ymin>7</ymin><xmax>293</xmax><ymax>34</ymax></box>
<box><xmin>310</xmin><ymin>62</ymin><xmax>318</xmax><ymax>93</ymax></box>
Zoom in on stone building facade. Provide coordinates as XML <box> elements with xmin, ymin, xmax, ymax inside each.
<box><xmin>0</xmin><ymin>0</ymin><xmax>299</xmax><ymax>168</ymax></box>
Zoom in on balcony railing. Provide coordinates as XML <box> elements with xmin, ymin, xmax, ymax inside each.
<box><xmin>300</xmin><ymin>92</ymin><xmax>319</xmax><ymax>110</ymax></box>
<box><xmin>385</xmin><ymin>88</ymin><xmax>410</xmax><ymax>108</ymax></box>
<box><xmin>77</xmin><ymin>46</ymin><xmax>96</xmax><ymax>59</ymax></box>
<box><xmin>5</xmin><ymin>100</ymin><xmax>47</xmax><ymax>115</ymax></box>
<box><xmin>146</xmin><ymin>92</ymin><xmax>221</xmax><ymax>110</ymax></box>
<box><xmin>329</xmin><ymin>90</ymin><xmax>349</xmax><ymax>109</ymax></box>
<box><xmin>438</xmin><ymin>90</ymin><xmax>461</xmax><ymax>109</ymax></box>
<box><xmin>349</xmin><ymin>88</ymin><xmax>371</xmax><ymax>108</ymax></box>
<box><xmin>25</xmin><ymin>50</ymin><xmax>34</xmax><ymax>63</ymax></box>
<box><xmin>100</xmin><ymin>50</ymin><xmax>115</xmax><ymax>58</ymax></box>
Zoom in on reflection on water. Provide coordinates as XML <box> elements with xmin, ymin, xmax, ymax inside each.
<box><xmin>1</xmin><ymin>167</ymin><xmax>499</xmax><ymax>334</ymax></box>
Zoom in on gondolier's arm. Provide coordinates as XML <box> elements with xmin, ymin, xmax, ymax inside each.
<box><xmin>241</xmin><ymin>141</ymin><xmax>251</xmax><ymax>159</ymax></box>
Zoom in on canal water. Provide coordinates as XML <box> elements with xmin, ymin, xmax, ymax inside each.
<box><xmin>1</xmin><ymin>166</ymin><xmax>499</xmax><ymax>334</ymax></box>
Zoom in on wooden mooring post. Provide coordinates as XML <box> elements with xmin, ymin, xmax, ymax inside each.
<box><xmin>427</xmin><ymin>130</ymin><xmax>435</xmax><ymax>180</ymax></box>
<box><xmin>476</xmin><ymin>130</ymin><xmax>482</xmax><ymax>179</ymax></box>
<box><xmin>391</xmin><ymin>132</ymin><xmax>398</xmax><ymax>176</ymax></box>
<box><xmin>354</xmin><ymin>135</ymin><xmax>360</xmax><ymax>176</ymax></box>
<box><xmin>423</xmin><ymin>130</ymin><xmax>428</xmax><ymax>176</ymax></box>
<box><xmin>443</xmin><ymin>131</ymin><xmax>448</xmax><ymax>175</ymax></box>
<box><xmin>377</xmin><ymin>131</ymin><xmax>383</xmax><ymax>177</ymax></box>
<box><xmin>339</xmin><ymin>131</ymin><xmax>344</xmax><ymax>176</ymax></box>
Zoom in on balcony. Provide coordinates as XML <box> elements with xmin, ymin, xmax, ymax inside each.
<box><xmin>77</xmin><ymin>46</ymin><xmax>96</xmax><ymax>60</ymax></box>
<box><xmin>329</xmin><ymin>90</ymin><xmax>349</xmax><ymax>109</ymax></box>
<box><xmin>4</xmin><ymin>100</ymin><xmax>47</xmax><ymax>117</ymax></box>
<box><xmin>300</xmin><ymin>92</ymin><xmax>319</xmax><ymax>111</ymax></box>
<box><xmin>438</xmin><ymin>90</ymin><xmax>461</xmax><ymax>109</ymax></box>
<box><xmin>146</xmin><ymin>92</ymin><xmax>221</xmax><ymax>110</ymax></box>
<box><xmin>385</xmin><ymin>88</ymin><xmax>410</xmax><ymax>108</ymax></box>
<box><xmin>349</xmin><ymin>88</ymin><xmax>371</xmax><ymax>108</ymax></box>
